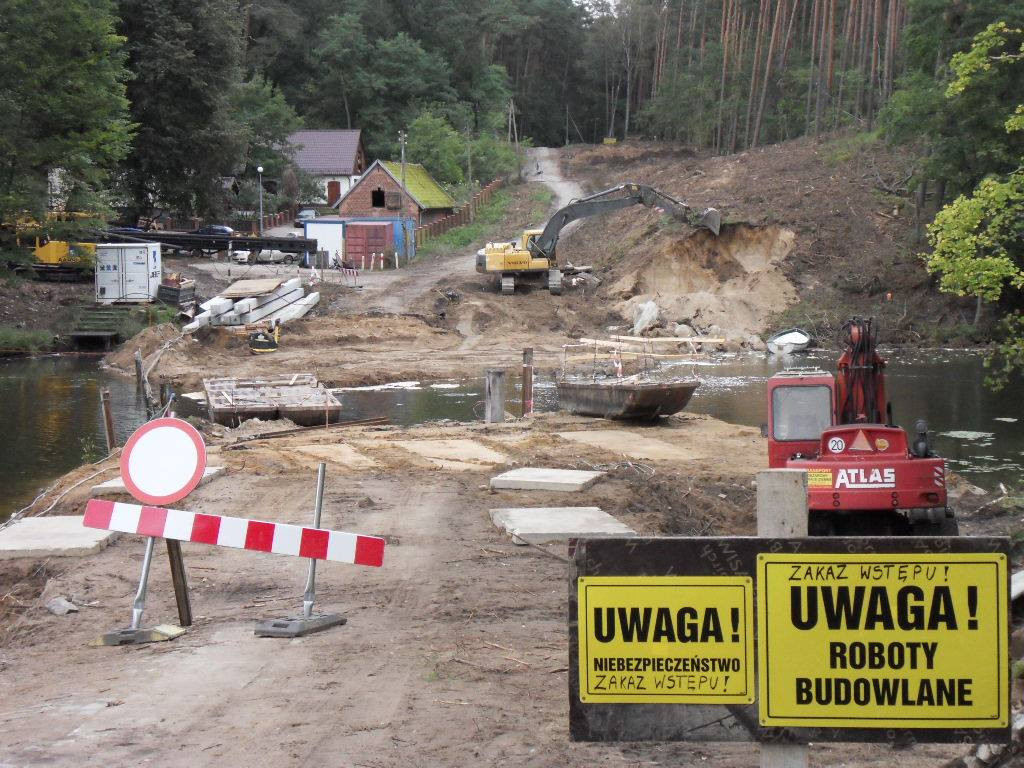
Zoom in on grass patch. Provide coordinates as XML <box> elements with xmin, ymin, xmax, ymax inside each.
<box><xmin>823</xmin><ymin>130</ymin><xmax>881</xmax><ymax>167</ymax></box>
<box><xmin>417</xmin><ymin>182</ymin><xmax>554</xmax><ymax>257</ymax></box>
<box><xmin>0</xmin><ymin>327</ymin><xmax>55</xmax><ymax>354</ymax></box>
<box><xmin>417</xmin><ymin>189</ymin><xmax>514</xmax><ymax>255</ymax></box>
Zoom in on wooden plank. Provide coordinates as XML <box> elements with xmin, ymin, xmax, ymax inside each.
<box><xmin>218</xmin><ymin>278</ymin><xmax>286</xmax><ymax>299</ymax></box>
<box><xmin>609</xmin><ymin>334</ymin><xmax>726</xmax><ymax>344</ymax></box>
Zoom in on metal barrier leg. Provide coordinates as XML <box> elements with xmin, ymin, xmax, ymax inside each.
<box><xmin>255</xmin><ymin>463</ymin><xmax>347</xmax><ymax>638</ymax></box>
<box><xmin>97</xmin><ymin>536</ymin><xmax>186</xmax><ymax>646</ymax></box>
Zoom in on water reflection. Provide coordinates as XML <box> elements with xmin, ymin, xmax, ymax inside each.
<box><xmin>2</xmin><ymin>349</ymin><xmax>1020</xmax><ymax>523</ymax></box>
<box><xmin>336</xmin><ymin>349</ymin><xmax>1024</xmax><ymax>490</ymax></box>
<box><xmin>0</xmin><ymin>356</ymin><xmax>147</xmax><ymax>521</ymax></box>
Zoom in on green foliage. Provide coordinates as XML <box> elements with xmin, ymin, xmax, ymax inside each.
<box><xmin>883</xmin><ymin>22</ymin><xmax>1024</xmax><ymax>198</ymax></box>
<box><xmin>924</xmin><ymin>171</ymin><xmax>1024</xmax><ymax>301</ymax></box>
<box><xmin>312</xmin><ymin>19</ymin><xmax>457</xmax><ymax>159</ymax></box>
<box><xmin>117</xmin><ymin>0</ymin><xmax>244</xmax><ymax>219</ymax></box>
<box><xmin>0</xmin><ymin>327</ymin><xmax>55</xmax><ymax>354</ymax></box>
<box><xmin>923</xmin><ymin>22</ymin><xmax>1024</xmax><ymax>383</ymax></box>
<box><xmin>470</xmin><ymin>134</ymin><xmax>517</xmax><ymax>184</ymax></box>
<box><xmin>418</xmin><ymin>190</ymin><xmax>513</xmax><ymax>253</ymax></box>
<box><xmin>408</xmin><ymin>114</ymin><xmax>465</xmax><ymax>186</ymax></box>
<box><xmin>233</xmin><ymin>75</ymin><xmax>303</xmax><ymax>178</ymax></box>
<box><xmin>406</xmin><ymin>112</ymin><xmax>517</xmax><ymax>189</ymax></box>
<box><xmin>0</xmin><ymin>0</ymin><xmax>131</xmax><ymax>268</ymax></box>
<box><xmin>985</xmin><ymin>312</ymin><xmax>1024</xmax><ymax>390</ymax></box>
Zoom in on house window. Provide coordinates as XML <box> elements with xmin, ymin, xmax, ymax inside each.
<box><xmin>371</xmin><ymin>188</ymin><xmax>385</xmax><ymax>208</ymax></box>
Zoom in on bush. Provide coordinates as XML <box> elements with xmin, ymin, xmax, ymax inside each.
<box><xmin>0</xmin><ymin>327</ymin><xmax>55</xmax><ymax>354</ymax></box>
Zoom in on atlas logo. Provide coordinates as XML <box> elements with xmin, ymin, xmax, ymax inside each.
<box><xmin>834</xmin><ymin>467</ymin><xmax>896</xmax><ymax>489</ymax></box>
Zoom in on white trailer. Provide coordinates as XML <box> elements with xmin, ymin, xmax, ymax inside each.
<box><xmin>304</xmin><ymin>220</ymin><xmax>345</xmax><ymax>266</ymax></box>
<box><xmin>95</xmin><ymin>243</ymin><xmax>161</xmax><ymax>304</ymax></box>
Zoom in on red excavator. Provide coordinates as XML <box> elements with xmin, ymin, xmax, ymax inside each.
<box><xmin>765</xmin><ymin>318</ymin><xmax>956</xmax><ymax>536</ymax></box>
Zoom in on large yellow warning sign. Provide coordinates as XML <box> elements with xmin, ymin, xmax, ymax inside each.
<box><xmin>757</xmin><ymin>553</ymin><xmax>1008</xmax><ymax>728</ymax></box>
<box><xmin>577</xmin><ymin>576</ymin><xmax>754</xmax><ymax>704</ymax></box>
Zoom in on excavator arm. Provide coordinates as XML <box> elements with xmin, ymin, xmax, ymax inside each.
<box><xmin>528</xmin><ymin>183</ymin><xmax>721</xmax><ymax>261</ymax></box>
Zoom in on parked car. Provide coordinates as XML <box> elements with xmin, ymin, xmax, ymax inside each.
<box><xmin>294</xmin><ymin>209</ymin><xmax>318</xmax><ymax>228</ymax></box>
<box><xmin>233</xmin><ymin>249</ymin><xmax>296</xmax><ymax>265</ymax></box>
<box><xmin>191</xmin><ymin>224</ymin><xmax>234</xmax><ymax>236</ymax></box>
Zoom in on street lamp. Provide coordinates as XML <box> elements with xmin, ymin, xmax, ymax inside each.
<box><xmin>257</xmin><ymin>166</ymin><xmax>264</xmax><ymax>235</ymax></box>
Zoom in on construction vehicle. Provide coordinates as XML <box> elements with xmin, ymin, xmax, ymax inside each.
<box><xmin>766</xmin><ymin>318</ymin><xmax>955</xmax><ymax>536</ymax></box>
<box><xmin>248</xmin><ymin>321</ymin><xmax>281</xmax><ymax>354</ymax></box>
<box><xmin>475</xmin><ymin>183</ymin><xmax>721</xmax><ymax>295</ymax></box>
<box><xmin>9</xmin><ymin>212</ymin><xmax>97</xmax><ymax>280</ymax></box>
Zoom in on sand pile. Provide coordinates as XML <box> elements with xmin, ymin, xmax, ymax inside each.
<box><xmin>607</xmin><ymin>223</ymin><xmax>796</xmax><ymax>339</ymax></box>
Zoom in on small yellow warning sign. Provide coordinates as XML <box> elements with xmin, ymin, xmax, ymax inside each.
<box><xmin>807</xmin><ymin>469</ymin><xmax>833</xmax><ymax>488</ymax></box>
<box><xmin>757</xmin><ymin>553</ymin><xmax>1008</xmax><ymax>728</ymax></box>
<box><xmin>577</xmin><ymin>576</ymin><xmax>754</xmax><ymax>704</ymax></box>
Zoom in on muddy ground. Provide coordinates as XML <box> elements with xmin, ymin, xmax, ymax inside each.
<box><xmin>2</xmin><ymin>411</ymin><xmax>1014</xmax><ymax>767</ymax></box>
<box><xmin>2</xmin><ymin>146</ymin><xmax>1019</xmax><ymax>766</ymax></box>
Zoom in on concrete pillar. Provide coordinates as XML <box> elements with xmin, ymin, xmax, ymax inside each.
<box><xmin>757</xmin><ymin>469</ymin><xmax>809</xmax><ymax>768</ymax></box>
<box><xmin>485</xmin><ymin>369</ymin><xmax>505</xmax><ymax>424</ymax></box>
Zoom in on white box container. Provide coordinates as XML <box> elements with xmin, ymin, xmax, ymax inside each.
<box><xmin>95</xmin><ymin>243</ymin><xmax>161</xmax><ymax>303</ymax></box>
<box><xmin>305</xmin><ymin>220</ymin><xmax>345</xmax><ymax>265</ymax></box>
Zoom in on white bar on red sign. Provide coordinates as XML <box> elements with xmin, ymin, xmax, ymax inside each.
<box><xmin>83</xmin><ymin>499</ymin><xmax>385</xmax><ymax>567</ymax></box>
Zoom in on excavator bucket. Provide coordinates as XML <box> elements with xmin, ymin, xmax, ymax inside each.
<box><xmin>698</xmin><ymin>208</ymin><xmax>722</xmax><ymax>236</ymax></box>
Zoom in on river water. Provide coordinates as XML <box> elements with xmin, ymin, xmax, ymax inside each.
<box><xmin>0</xmin><ymin>356</ymin><xmax>148</xmax><ymax>522</ymax></box>
<box><xmin>2</xmin><ymin>349</ymin><xmax>1021</xmax><ymax>522</ymax></box>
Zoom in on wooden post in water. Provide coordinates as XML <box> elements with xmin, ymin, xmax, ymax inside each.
<box><xmin>484</xmin><ymin>369</ymin><xmax>505</xmax><ymax>424</ymax></box>
<box><xmin>133</xmin><ymin>349</ymin><xmax>145</xmax><ymax>393</ymax></box>
<box><xmin>757</xmin><ymin>469</ymin><xmax>809</xmax><ymax>768</ymax></box>
<box><xmin>521</xmin><ymin>348</ymin><xmax>534</xmax><ymax>417</ymax></box>
<box><xmin>100</xmin><ymin>389</ymin><xmax>116</xmax><ymax>453</ymax></box>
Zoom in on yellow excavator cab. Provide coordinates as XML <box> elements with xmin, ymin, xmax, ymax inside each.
<box><xmin>32</xmin><ymin>239</ymin><xmax>96</xmax><ymax>266</ymax></box>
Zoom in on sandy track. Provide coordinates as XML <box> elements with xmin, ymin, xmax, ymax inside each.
<box><xmin>0</xmin><ymin>414</ymin><xmax>974</xmax><ymax>767</ymax></box>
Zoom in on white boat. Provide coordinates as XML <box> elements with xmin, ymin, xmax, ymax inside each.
<box><xmin>767</xmin><ymin>328</ymin><xmax>812</xmax><ymax>355</ymax></box>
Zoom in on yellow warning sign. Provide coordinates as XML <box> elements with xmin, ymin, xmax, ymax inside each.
<box><xmin>577</xmin><ymin>576</ymin><xmax>754</xmax><ymax>704</ymax></box>
<box><xmin>757</xmin><ymin>553</ymin><xmax>1008</xmax><ymax>728</ymax></box>
<box><xmin>807</xmin><ymin>469</ymin><xmax>833</xmax><ymax>488</ymax></box>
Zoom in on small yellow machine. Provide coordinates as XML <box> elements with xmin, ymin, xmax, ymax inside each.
<box><xmin>248</xmin><ymin>321</ymin><xmax>281</xmax><ymax>354</ymax></box>
<box><xmin>475</xmin><ymin>183</ymin><xmax>720</xmax><ymax>295</ymax></box>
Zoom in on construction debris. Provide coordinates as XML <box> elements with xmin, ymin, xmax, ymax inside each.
<box><xmin>203</xmin><ymin>374</ymin><xmax>343</xmax><ymax>427</ymax></box>
<box><xmin>183</xmin><ymin>277</ymin><xmax>319</xmax><ymax>332</ymax></box>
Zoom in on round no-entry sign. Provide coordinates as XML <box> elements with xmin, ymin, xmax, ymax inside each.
<box><xmin>120</xmin><ymin>417</ymin><xmax>207</xmax><ymax>505</ymax></box>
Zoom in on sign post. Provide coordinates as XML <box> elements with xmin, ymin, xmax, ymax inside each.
<box><xmin>98</xmin><ymin>417</ymin><xmax>207</xmax><ymax>646</ymax></box>
<box><xmin>254</xmin><ymin>462</ymin><xmax>349</xmax><ymax>638</ymax></box>
<box><xmin>757</xmin><ymin>551</ymin><xmax>1009</xmax><ymax>730</ymax></box>
<box><xmin>569</xmin><ymin>528</ymin><xmax>1009</xmax><ymax>745</ymax></box>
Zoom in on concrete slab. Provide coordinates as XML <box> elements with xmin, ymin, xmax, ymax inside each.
<box><xmin>91</xmin><ymin>466</ymin><xmax>225</xmax><ymax>497</ymax></box>
<box><xmin>489</xmin><ymin>507</ymin><xmax>635</xmax><ymax>544</ymax></box>
<box><xmin>556</xmin><ymin>430</ymin><xmax>707</xmax><ymax>461</ymax></box>
<box><xmin>489</xmin><ymin>467</ymin><xmax>604</xmax><ymax>492</ymax></box>
<box><xmin>291</xmin><ymin>443</ymin><xmax>379</xmax><ymax>469</ymax></box>
<box><xmin>0</xmin><ymin>516</ymin><xmax>117</xmax><ymax>559</ymax></box>
<box><xmin>391</xmin><ymin>439</ymin><xmax>509</xmax><ymax>469</ymax></box>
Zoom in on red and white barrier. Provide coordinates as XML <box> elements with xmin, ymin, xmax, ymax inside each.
<box><xmin>84</xmin><ymin>499</ymin><xmax>385</xmax><ymax>567</ymax></box>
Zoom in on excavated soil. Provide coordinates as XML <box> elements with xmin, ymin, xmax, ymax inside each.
<box><xmin>607</xmin><ymin>223</ymin><xmax>797</xmax><ymax>337</ymax></box>
<box><xmin>563</xmin><ymin>136</ymin><xmax>972</xmax><ymax>343</ymax></box>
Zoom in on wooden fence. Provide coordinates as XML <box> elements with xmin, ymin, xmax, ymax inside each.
<box><xmin>414</xmin><ymin>178</ymin><xmax>505</xmax><ymax>247</ymax></box>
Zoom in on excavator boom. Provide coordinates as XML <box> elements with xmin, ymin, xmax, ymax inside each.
<box><xmin>476</xmin><ymin>181</ymin><xmax>720</xmax><ymax>295</ymax></box>
<box><xmin>529</xmin><ymin>183</ymin><xmax>721</xmax><ymax>260</ymax></box>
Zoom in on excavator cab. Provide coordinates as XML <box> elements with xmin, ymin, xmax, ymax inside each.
<box><xmin>766</xmin><ymin>369</ymin><xmax>835</xmax><ymax>468</ymax></box>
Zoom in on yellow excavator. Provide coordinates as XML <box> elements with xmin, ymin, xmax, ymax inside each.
<box><xmin>475</xmin><ymin>183</ymin><xmax>721</xmax><ymax>295</ymax></box>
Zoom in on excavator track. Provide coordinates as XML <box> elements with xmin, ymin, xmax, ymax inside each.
<box><xmin>500</xmin><ymin>275</ymin><xmax>515</xmax><ymax>295</ymax></box>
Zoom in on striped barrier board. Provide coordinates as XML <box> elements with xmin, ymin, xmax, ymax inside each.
<box><xmin>84</xmin><ymin>499</ymin><xmax>385</xmax><ymax>567</ymax></box>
